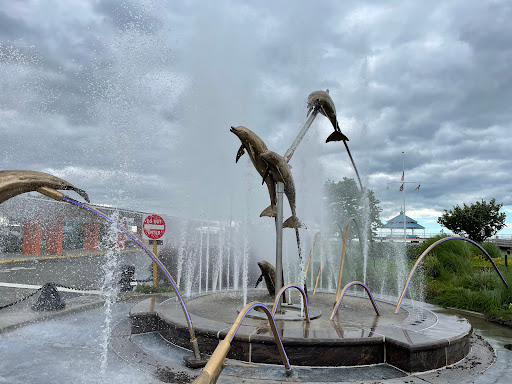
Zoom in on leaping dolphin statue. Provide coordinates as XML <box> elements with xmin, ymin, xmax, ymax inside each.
<box><xmin>307</xmin><ymin>90</ymin><xmax>364</xmax><ymax>190</ymax></box>
<box><xmin>260</xmin><ymin>150</ymin><xmax>305</xmax><ymax>229</ymax></box>
<box><xmin>307</xmin><ymin>89</ymin><xmax>349</xmax><ymax>143</ymax></box>
<box><xmin>0</xmin><ymin>170</ymin><xmax>90</xmax><ymax>204</ymax></box>
<box><xmin>230</xmin><ymin>126</ymin><xmax>277</xmax><ymax>218</ymax></box>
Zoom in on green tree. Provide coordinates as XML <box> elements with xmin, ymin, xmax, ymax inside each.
<box><xmin>437</xmin><ymin>198</ymin><xmax>506</xmax><ymax>242</ymax></box>
<box><xmin>323</xmin><ymin>178</ymin><xmax>383</xmax><ymax>238</ymax></box>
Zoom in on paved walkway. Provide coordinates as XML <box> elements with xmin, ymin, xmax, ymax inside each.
<box><xmin>1</xmin><ymin>290</ymin><xmax>511</xmax><ymax>384</ymax></box>
<box><xmin>0</xmin><ymin>299</ymin><xmax>159</xmax><ymax>384</ymax></box>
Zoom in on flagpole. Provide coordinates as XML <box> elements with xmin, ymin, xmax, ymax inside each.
<box><xmin>402</xmin><ymin>151</ymin><xmax>406</xmax><ymax>243</ymax></box>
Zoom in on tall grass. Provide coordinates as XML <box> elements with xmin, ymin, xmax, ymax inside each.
<box><xmin>409</xmin><ymin>236</ymin><xmax>512</xmax><ymax>323</ymax></box>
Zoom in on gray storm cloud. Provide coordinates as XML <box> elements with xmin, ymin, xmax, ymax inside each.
<box><xmin>0</xmin><ymin>0</ymin><xmax>511</xmax><ymax>231</ymax></box>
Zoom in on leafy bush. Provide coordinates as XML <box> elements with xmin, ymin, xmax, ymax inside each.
<box><xmin>462</xmin><ymin>270</ymin><xmax>498</xmax><ymax>290</ymax></box>
<box><xmin>474</xmin><ymin>241</ymin><xmax>502</xmax><ymax>259</ymax></box>
<box><xmin>134</xmin><ymin>283</ymin><xmax>173</xmax><ymax>294</ymax></box>
<box><xmin>417</xmin><ymin>236</ymin><xmax>512</xmax><ymax>323</ymax></box>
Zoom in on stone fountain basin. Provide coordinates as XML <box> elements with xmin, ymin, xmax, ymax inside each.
<box><xmin>129</xmin><ymin>290</ymin><xmax>472</xmax><ymax>373</ymax></box>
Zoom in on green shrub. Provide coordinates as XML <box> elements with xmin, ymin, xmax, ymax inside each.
<box><xmin>463</xmin><ymin>270</ymin><xmax>498</xmax><ymax>290</ymax></box>
<box><xmin>416</xmin><ymin>235</ymin><xmax>512</xmax><ymax>323</ymax></box>
<box><xmin>134</xmin><ymin>283</ymin><xmax>173</xmax><ymax>294</ymax></box>
<box><xmin>475</xmin><ymin>241</ymin><xmax>502</xmax><ymax>259</ymax></box>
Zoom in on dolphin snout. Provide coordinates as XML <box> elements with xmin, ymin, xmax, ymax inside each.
<box><xmin>230</xmin><ymin>126</ymin><xmax>238</xmax><ymax>134</ymax></box>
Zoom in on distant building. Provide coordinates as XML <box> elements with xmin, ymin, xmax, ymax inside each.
<box><xmin>379</xmin><ymin>210</ymin><xmax>425</xmax><ymax>240</ymax></box>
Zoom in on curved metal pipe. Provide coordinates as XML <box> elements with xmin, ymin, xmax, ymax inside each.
<box><xmin>335</xmin><ymin>217</ymin><xmax>364</xmax><ymax>302</ymax></box>
<box><xmin>313</xmin><ymin>264</ymin><xmax>322</xmax><ymax>295</ymax></box>
<box><xmin>313</xmin><ymin>242</ymin><xmax>329</xmax><ymax>295</ymax></box>
<box><xmin>193</xmin><ymin>302</ymin><xmax>292</xmax><ymax>384</ymax></box>
<box><xmin>312</xmin><ymin>222</ymin><xmax>343</xmax><ymax>295</ymax></box>
<box><xmin>330</xmin><ymin>319</ymin><xmax>344</xmax><ymax>338</ymax></box>
<box><xmin>304</xmin><ymin>232</ymin><xmax>320</xmax><ymax>276</ymax></box>
<box><xmin>271</xmin><ymin>284</ymin><xmax>310</xmax><ymax>322</ymax></box>
<box><xmin>37</xmin><ymin>188</ymin><xmax>202</xmax><ymax>360</ymax></box>
<box><xmin>395</xmin><ymin>236</ymin><xmax>509</xmax><ymax>313</ymax></box>
<box><xmin>331</xmin><ymin>281</ymin><xmax>380</xmax><ymax>320</ymax></box>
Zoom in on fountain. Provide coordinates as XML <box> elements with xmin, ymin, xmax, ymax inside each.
<box><xmin>0</xmin><ymin>87</ymin><xmax>509</xmax><ymax>384</ymax></box>
<box><xmin>121</xmin><ymin>90</ymin><xmax>508</xmax><ymax>383</ymax></box>
<box><xmin>1</xmin><ymin>3</ymin><xmax>510</xmax><ymax>382</ymax></box>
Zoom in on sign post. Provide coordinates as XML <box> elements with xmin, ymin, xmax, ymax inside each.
<box><xmin>142</xmin><ymin>214</ymin><xmax>166</xmax><ymax>288</ymax></box>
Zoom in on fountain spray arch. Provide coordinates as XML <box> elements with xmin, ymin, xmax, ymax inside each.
<box><xmin>395</xmin><ymin>236</ymin><xmax>509</xmax><ymax>313</ymax></box>
<box><xmin>304</xmin><ymin>231</ymin><xmax>321</xmax><ymax>279</ymax></box>
<box><xmin>335</xmin><ymin>217</ymin><xmax>364</xmax><ymax>302</ymax></box>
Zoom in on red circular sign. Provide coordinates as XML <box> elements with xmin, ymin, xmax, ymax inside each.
<box><xmin>143</xmin><ymin>214</ymin><xmax>166</xmax><ymax>239</ymax></box>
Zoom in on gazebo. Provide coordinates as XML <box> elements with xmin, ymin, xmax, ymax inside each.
<box><xmin>381</xmin><ymin>210</ymin><xmax>425</xmax><ymax>239</ymax></box>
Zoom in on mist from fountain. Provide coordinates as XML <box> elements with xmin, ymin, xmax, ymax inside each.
<box><xmin>184</xmin><ymin>230</ymin><xmax>197</xmax><ymax>298</ymax></box>
<box><xmin>176</xmin><ymin>221</ymin><xmax>188</xmax><ymax>289</ymax></box>
<box><xmin>242</xmin><ymin>221</ymin><xmax>249</xmax><ymax>306</ymax></box>
<box><xmin>205</xmin><ymin>228</ymin><xmax>210</xmax><ymax>293</ymax></box>
<box><xmin>360</xmin><ymin>193</ymin><xmax>371</xmax><ymax>285</ymax></box>
<box><xmin>218</xmin><ymin>225</ymin><xmax>224</xmax><ymax>291</ymax></box>
<box><xmin>198</xmin><ymin>224</ymin><xmax>203</xmax><ymax>294</ymax></box>
<box><xmin>99</xmin><ymin>210</ymin><xmax>122</xmax><ymax>373</ymax></box>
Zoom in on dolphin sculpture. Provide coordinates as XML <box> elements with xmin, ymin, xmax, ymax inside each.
<box><xmin>307</xmin><ymin>89</ymin><xmax>349</xmax><ymax>143</ymax></box>
<box><xmin>0</xmin><ymin>170</ymin><xmax>90</xmax><ymax>204</ymax></box>
<box><xmin>230</xmin><ymin>126</ymin><xmax>277</xmax><ymax>218</ymax></box>
<box><xmin>307</xmin><ymin>90</ymin><xmax>364</xmax><ymax>190</ymax></box>
<box><xmin>260</xmin><ymin>150</ymin><xmax>305</xmax><ymax>229</ymax></box>
<box><xmin>256</xmin><ymin>261</ymin><xmax>275</xmax><ymax>295</ymax></box>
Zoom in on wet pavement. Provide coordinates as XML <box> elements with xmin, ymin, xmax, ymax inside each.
<box><xmin>0</xmin><ymin>301</ymin><xmax>159</xmax><ymax>384</ymax></box>
<box><xmin>0</xmin><ymin>291</ymin><xmax>510</xmax><ymax>384</ymax></box>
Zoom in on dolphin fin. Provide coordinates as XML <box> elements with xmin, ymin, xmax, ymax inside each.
<box><xmin>236</xmin><ymin>145</ymin><xmax>245</xmax><ymax>163</ymax></box>
<box><xmin>262</xmin><ymin>166</ymin><xmax>271</xmax><ymax>185</ymax></box>
<box><xmin>283</xmin><ymin>216</ymin><xmax>307</xmax><ymax>229</ymax></box>
<box><xmin>260</xmin><ymin>204</ymin><xmax>277</xmax><ymax>218</ymax></box>
<box><xmin>326</xmin><ymin>131</ymin><xmax>349</xmax><ymax>143</ymax></box>
<box><xmin>255</xmin><ymin>274</ymin><xmax>263</xmax><ymax>288</ymax></box>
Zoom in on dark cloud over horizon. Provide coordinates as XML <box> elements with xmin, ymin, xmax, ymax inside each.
<box><xmin>1</xmin><ymin>0</ymin><xmax>511</xmax><ymax>232</ymax></box>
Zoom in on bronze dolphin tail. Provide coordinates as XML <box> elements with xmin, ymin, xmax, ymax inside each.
<box><xmin>260</xmin><ymin>204</ymin><xmax>277</xmax><ymax>218</ymax></box>
<box><xmin>326</xmin><ymin>130</ymin><xmax>349</xmax><ymax>143</ymax></box>
<box><xmin>0</xmin><ymin>170</ymin><xmax>90</xmax><ymax>204</ymax></box>
<box><xmin>283</xmin><ymin>215</ymin><xmax>306</xmax><ymax>229</ymax></box>
<box><xmin>307</xmin><ymin>90</ymin><xmax>349</xmax><ymax>143</ymax></box>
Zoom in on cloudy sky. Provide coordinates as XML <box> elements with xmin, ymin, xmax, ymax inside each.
<box><xmin>1</xmin><ymin>0</ymin><xmax>511</xmax><ymax>234</ymax></box>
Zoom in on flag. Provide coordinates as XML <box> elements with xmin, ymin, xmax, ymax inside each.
<box><xmin>401</xmin><ymin>171</ymin><xmax>404</xmax><ymax>182</ymax></box>
<box><xmin>399</xmin><ymin>183</ymin><xmax>404</xmax><ymax>191</ymax></box>
<box><xmin>415</xmin><ymin>184</ymin><xmax>421</xmax><ymax>191</ymax></box>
